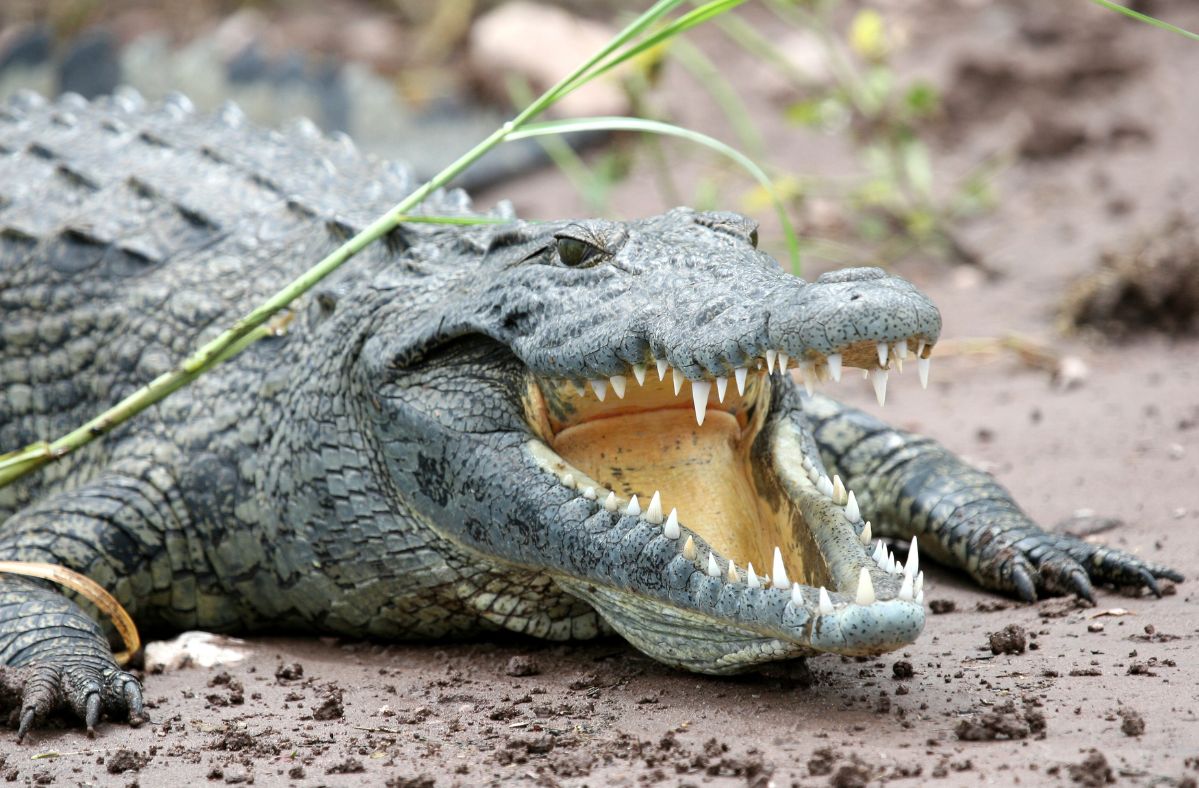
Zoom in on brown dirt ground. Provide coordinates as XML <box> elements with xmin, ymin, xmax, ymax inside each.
<box><xmin>4</xmin><ymin>1</ymin><xmax>1199</xmax><ymax>785</ymax></box>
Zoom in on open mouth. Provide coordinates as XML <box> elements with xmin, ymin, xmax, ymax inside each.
<box><xmin>522</xmin><ymin>337</ymin><xmax>933</xmax><ymax>638</ymax></box>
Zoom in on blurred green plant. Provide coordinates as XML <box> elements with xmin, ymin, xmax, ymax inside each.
<box><xmin>532</xmin><ymin>0</ymin><xmax>998</xmax><ymax>268</ymax></box>
<box><xmin>755</xmin><ymin>0</ymin><xmax>997</xmax><ymax>266</ymax></box>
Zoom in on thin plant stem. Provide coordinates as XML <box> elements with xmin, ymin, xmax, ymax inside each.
<box><xmin>1089</xmin><ymin>0</ymin><xmax>1199</xmax><ymax>42</ymax></box>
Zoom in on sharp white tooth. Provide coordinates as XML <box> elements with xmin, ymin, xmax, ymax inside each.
<box><xmin>715</xmin><ymin>376</ymin><xmax>728</xmax><ymax>402</ymax></box>
<box><xmin>734</xmin><ymin>367</ymin><xmax>748</xmax><ymax>395</ymax></box>
<box><xmin>832</xmin><ymin>475</ymin><xmax>847</xmax><ymax>505</ymax></box>
<box><xmin>872</xmin><ymin>540</ymin><xmax>885</xmax><ymax>564</ymax></box>
<box><xmin>801</xmin><ymin>455</ymin><xmax>813</xmax><ymax>471</ymax></box>
<box><xmin>859</xmin><ymin>520</ymin><xmax>872</xmax><ymax>546</ymax></box>
<box><xmin>917</xmin><ymin>356</ymin><xmax>930</xmax><ymax>389</ymax></box>
<box><xmin>589</xmin><ymin>379</ymin><xmax>607</xmax><ymax>401</ymax></box>
<box><xmin>798</xmin><ymin>361</ymin><xmax>816</xmax><ymax>396</ymax></box>
<box><xmin>808</xmin><ymin>466</ymin><xmax>821</xmax><ymax>483</ymax></box>
<box><xmin>632</xmin><ymin>364</ymin><xmax>647</xmax><ymax>386</ymax></box>
<box><xmin>665</xmin><ymin>508</ymin><xmax>681</xmax><ymax>539</ymax></box>
<box><xmin>915</xmin><ymin>570</ymin><xmax>924</xmax><ymax>596</ymax></box>
<box><xmin>728</xmin><ymin>562</ymin><xmax>740</xmax><ymax>583</ymax></box>
<box><xmin>562</xmin><ymin>473</ymin><xmax>575</xmax><ymax>489</ymax></box>
<box><xmin>894</xmin><ymin>355</ymin><xmax>903</xmax><ymax>374</ymax></box>
<box><xmin>572</xmin><ymin>380</ymin><xmax>587</xmax><ymax>396</ymax></box>
<box><xmin>817</xmin><ymin>475</ymin><xmax>834</xmax><ymax>498</ymax></box>
<box><xmin>896</xmin><ymin>341</ymin><xmax>909</xmax><ymax>360</ymax></box>
<box><xmin>885</xmin><ymin>551</ymin><xmax>896</xmax><ymax>574</ymax></box>
<box><xmin>707</xmin><ymin>553</ymin><xmax>720</xmax><ymax>577</ymax></box>
<box><xmin>818</xmin><ymin>587</ymin><xmax>834</xmax><ymax>615</ymax></box>
<box><xmin>656</xmin><ymin>359</ymin><xmax>669</xmax><ymax>381</ymax></box>
<box><xmin>672</xmin><ymin>367</ymin><xmax>685</xmax><ymax>396</ymax></box>
<box><xmin>917</xmin><ymin>339</ymin><xmax>926</xmax><ymax>357</ymax></box>
<box><xmin>765</xmin><ymin>349</ymin><xmax>777</xmax><ymax>373</ymax></box>
<box><xmin>904</xmin><ymin>536</ymin><xmax>919</xmax><ymax>578</ymax></box>
<box><xmin>856</xmin><ymin>567</ymin><xmax>876</xmax><ymax>605</ymax></box>
<box><xmin>870</xmin><ymin>368</ymin><xmax>888</xmax><ymax>406</ymax></box>
<box><xmin>916</xmin><ymin>589</ymin><xmax>924</xmax><ymax>606</ymax></box>
<box><xmin>583</xmin><ymin>486</ymin><xmax>597</xmax><ymax>500</ymax></box>
<box><xmin>899</xmin><ymin>571</ymin><xmax>914</xmax><ymax>601</ymax></box>
<box><xmin>604</xmin><ymin>492</ymin><xmax>618</xmax><ymax>512</ymax></box>
<box><xmin>692</xmin><ymin>380</ymin><xmax>712</xmax><ymax>425</ymax></box>
<box><xmin>779</xmin><ymin>352</ymin><xmax>789</xmax><ymax>372</ymax></box>
<box><xmin>827</xmin><ymin>353</ymin><xmax>842</xmax><ymax>382</ymax></box>
<box><xmin>846</xmin><ymin>491</ymin><xmax>861</xmax><ymax>522</ymax></box>
<box><xmin>772</xmin><ymin>546</ymin><xmax>790</xmax><ymax>588</ymax></box>
<box><xmin>877</xmin><ymin>341</ymin><xmax>889</xmax><ymax>368</ymax></box>
<box><xmin>626</xmin><ymin>495</ymin><xmax>641</xmax><ymax>516</ymax></box>
<box><xmin>645</xmin><ymin>491</ymin><xmax>663</xmax><ymax>524</ymax></box>
<box><xmin>682</xmin><ymin>534</ymin><xmax>696</xmax><ymax>559</ymax></box>
<box><xmin>791</xmin><ymin>583</ymin><xmax>803</xmax><ymax>606</ymax></box>
<box><xmin>747</xmin><ymin>563</ymin><xmax>760</xmax><ymax>588</ymax></box>
<box><xmin>609</xmin><ymin>375</ymin><xmax>627</xmax><ymax>399</ymax></box>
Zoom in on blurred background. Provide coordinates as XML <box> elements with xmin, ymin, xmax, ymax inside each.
<box><xmin>1</xmin><ymin>0</ymin><xmax>1197</xmax><ymax>333</ymax></box>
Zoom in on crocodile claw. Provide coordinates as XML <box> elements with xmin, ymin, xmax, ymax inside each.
<box><xmin>7</xmin><ymin>661</ymin><xmax>145</xmax><ymax>743</ymax></box>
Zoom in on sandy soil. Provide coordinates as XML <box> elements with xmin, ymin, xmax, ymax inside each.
<box><xmin>3</xmin><ymin>1</ymin><xmax>1199</xmax><ymax>785</ymax></box>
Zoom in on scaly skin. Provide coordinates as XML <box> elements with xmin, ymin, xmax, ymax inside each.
<box><xmin>0</xmin><ymin>90</ymin><xmax>1182</xmax><ymax>740</ymax></box>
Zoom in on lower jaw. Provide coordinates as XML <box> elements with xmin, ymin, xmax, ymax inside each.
<box><xmin>521</xmin><ymin>374</ymin><xmax>925</xmax><ymax>665</ymax></box>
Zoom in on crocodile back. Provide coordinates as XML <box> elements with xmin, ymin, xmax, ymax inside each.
<box><xmin>0</xmin><ymin>89</ymin><xmax>474</xmax><ymax>518</ymax></box>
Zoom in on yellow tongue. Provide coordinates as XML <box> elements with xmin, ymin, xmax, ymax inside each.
<box><xmin>551</xmin><ymin>409</ymin><xmax>770</xmax><ymax>567</ymax></box>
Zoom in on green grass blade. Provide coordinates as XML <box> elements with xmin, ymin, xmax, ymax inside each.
<box><xmin>1089</xmin><ymin>0</ymin><xmax>1199</xmax><ymax>42</ymax></box>
<box><xmin>508</xmin><ymin>117</ymin><xmax>800</xmax><ymax>272</ymax></box>
<box><xmin>557</xmin><ymin>0</ymin><xmax>749</xmax><ymax>100</ymax></box>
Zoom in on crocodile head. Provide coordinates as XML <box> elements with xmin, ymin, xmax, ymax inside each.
<box><xmin>365</xmin><ymin>207</ymin><xmax>941</xmax><ymax>673</ymax></box>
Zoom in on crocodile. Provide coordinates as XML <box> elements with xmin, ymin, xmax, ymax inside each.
<box><xmin>0</xmin><ymin>89</ymin><xmax>1182</xmax><ymax>741</ymax></box>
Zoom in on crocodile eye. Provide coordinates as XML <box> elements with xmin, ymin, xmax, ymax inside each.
<box><xmin>749</xmin><ymin>227</ymin><xmax>759</xmax><ymax>248</ymax></box>
<box><xmin>552</xmin><ymin>220</ymin><xmax>626</xmax><ymax>268</ymax></box>
<box><xmin>555</xmin><ymin>235</ymin><xmax>606</xmax><ymax>268</ymax></box>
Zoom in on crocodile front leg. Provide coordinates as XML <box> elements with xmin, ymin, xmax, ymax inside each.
<box><xmin>0</xmin><ymin>577</ymin><xmax>144</xmax><ymax>740</ymax></box>
<box><xmin>805</xmin><ymin>394</ymin><xmax>1183</xmax><ymax>601</ymax></box>
<box><xmin>0</xmin><ymin>455</ymin><xmax>200</xmax><ymax>740</ymax></box>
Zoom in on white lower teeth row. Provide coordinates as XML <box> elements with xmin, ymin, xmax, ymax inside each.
<box><xmin>568</xmin><ymin>340</ymin><xmax>932</xmax><ymax>419</ymax></box>
<box><xmin>560</xmin><ymin>471</ymin><xmax>925</xmax><ymax>612</ymax></box>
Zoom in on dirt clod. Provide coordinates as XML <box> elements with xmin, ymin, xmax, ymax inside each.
<box><xmin>327</xmin><ymin>758</ymin><xmax>365</xmax><ymax>774</ymax></box>
<box><xmin>1068</xmin><ymin>749</ymin><xmax>1115</xmax><ymax>786</ymax></box>
<box><xmin>1118</xmin><ymin>708</ymin><xmax>1145</xmax><ymax>736</ymax></box>
<box><xmin>274</xmin><ymin>662</ymin><xmax>303</xmax><ymax>682</ymax></box>
<box><xmin>504</xmin><ymin>655</ymin><xmax>540</xmax><ymax>676</ymax></box>
<box><xmin>312</xmin><ymin>687</ymin><xmax>344</xmax><ymax>720</ymax></box>
<box><xmin>988</xmin><ymin>624</ymin><xmax>1028</xmax><ymax>655</ymax></box>
<box><xmin>929</xmin><ymin>599</ymin><xmax>956</xmax><ymax>614</ymax></box>
<box><xmin>892</xmin><ymin>660</ymin><xmax>914</xmax><ymax>680</ymax></box>
<box><xmin>956</xmin><ymin>701</ymin><xmax>1044</xmax><ymax>741</ymax></box>
<box><xmin>106</xmin><ymin>750</ymin><xmax>148</xmax><ymax>774</ymax></box>
<box><xmin>1064</xmin><ymin>214</ymin><xmax>1199</xmax><ymax>338</ymax></box>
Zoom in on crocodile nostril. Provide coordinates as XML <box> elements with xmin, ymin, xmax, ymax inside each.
<box><xmin>850</xmin><ymin>294</ymin><xmax>862</xmax><ymax>301</ymax></box>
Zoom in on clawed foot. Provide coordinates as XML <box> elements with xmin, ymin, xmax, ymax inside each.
<box><xmin>1</xmin><ymin>660</ymin><xmax>145</xmax><ymax>742</ymax></box>
<box><xmin>991</xmin><ymin>530</ymin><xmax>1183</xmax><ymax>603</ymax></box>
